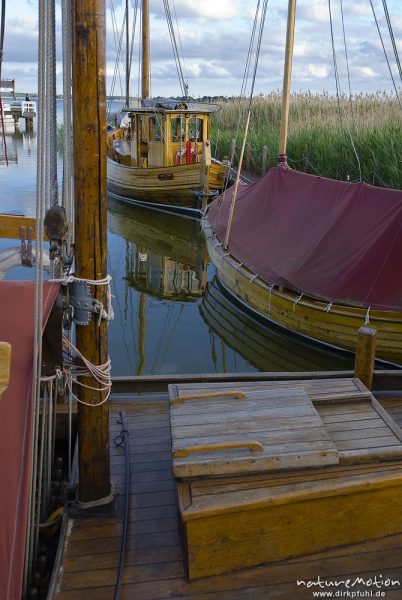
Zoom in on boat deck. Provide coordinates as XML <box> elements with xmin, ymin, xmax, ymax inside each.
<box><xmin>52</xmin><ymin>386</ymin><xmax>402</xmax><ymax>600</ymax></box>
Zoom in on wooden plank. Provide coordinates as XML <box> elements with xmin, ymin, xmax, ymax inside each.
<box><xmin>171</xmin><ymin>388</ymin><xmax>339</xmax><ymax>477</ymax></box>
<box><xmin>0</xmin><ymin>214</ymin><xmax>47</xmax><ymax>240</ymax></box>
<box><xmin>183</xmin><ymin>482</ymin><xmax>402</xmax><ymax>579</ymax></box>
<box><xmin>52</xmin><ymin>400</ymin><xmax>402</xmax><ymax>599</ymax></box>
<box><xmin>0</xmin><ymin>342</ymin><xmax>11</xmax><ymax>399</ymax></box>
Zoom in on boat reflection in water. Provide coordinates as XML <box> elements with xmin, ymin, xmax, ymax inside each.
<box><xmin>200</xmin><ymin>276</ymin><xmax>355</xmax><ymax>372</ymax></box>
<box><xmin>108</xmin><ymin>197</ymin><xmax>207</xmax><ymax>301</ymax></box>
<box><xmin>107</xmin><ymin>198</ymin><xmax>217</xmax><ymax>376</ymax></box>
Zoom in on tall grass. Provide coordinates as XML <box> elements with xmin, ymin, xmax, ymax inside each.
<box><xmin>211</xmin><ymin>92</ymin><xmax>402</xmax><ymax>189</ymax></box>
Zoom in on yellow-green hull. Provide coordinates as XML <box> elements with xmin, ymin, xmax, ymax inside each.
<box><xmin>107</xmin><ymin>156</ymin><xmax>226</xmax><ymax>206</ymax></box>
<box><xmin>202</xmin><ymin>218</ymin><xmax>402</xmax><ymax>365</ymax></box>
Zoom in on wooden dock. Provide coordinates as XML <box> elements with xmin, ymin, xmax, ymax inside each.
<box><xmin>51</xmin><ymin>378</ymin><xmax>402</xmax><ymax>599</ymax></box>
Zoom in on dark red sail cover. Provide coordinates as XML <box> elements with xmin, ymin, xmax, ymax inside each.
<box><xmin>208</xmin><ymin>166</ymin><xmax>402</xmax><ymax>311</ymax></box>
<box><xmin>0</xmin><ymin>281</ymin><xmax>60</xmax><ymax>600</ymax></box>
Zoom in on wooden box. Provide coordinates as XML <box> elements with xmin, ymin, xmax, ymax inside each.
<box><xmin>169</xmin><ymin>379</ymin><xmax>402</xmax><ymax>579</ymax></box>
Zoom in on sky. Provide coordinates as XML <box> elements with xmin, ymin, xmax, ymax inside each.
<box><xmin>1</xmin><ymin>0</ymin><xmax>402</xmax><ymax>98</ymax></box>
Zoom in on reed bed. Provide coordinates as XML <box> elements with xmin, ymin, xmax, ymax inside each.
<box><xmin>211</xmin><ymin>92</ymin><xmax>401</xmax><ymax>189</ymax></box>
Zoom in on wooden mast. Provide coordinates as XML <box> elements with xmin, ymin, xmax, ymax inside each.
<box><xmin>278</xmin><ymin>0</ymin><xmax>297</xmax><ymax>165</ymax></box>
<box><xmin>72</xmin><ymin>0</ymin><xmax>111</xmax><ymax>503</ymax></box>
<box><xmin>141</xmin><ymin>0</ymin><xmax>150</xmax><ymax>101</ymax></box>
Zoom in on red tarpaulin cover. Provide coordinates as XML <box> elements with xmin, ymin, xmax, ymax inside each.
<box><xmin>208</xmin><ymin>166</ymin><xmax>402</xmax><ymax>311</ymax></box>
<box><xmin>0</xmin><ymin>281</ymin><xmax>60</xmax><ymax>600</ymax></box>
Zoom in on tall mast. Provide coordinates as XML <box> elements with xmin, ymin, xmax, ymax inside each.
<box><xmin>72</xmin><ymin>0</ymin><xmax>111</xmax><ymax>503</ymax></box>
<box><xmin>141</xmin><ymin>0</ymin><xmax>150</xmax><ymax>101</ymax></box>
<box><xmin>278</xmin><ymin>0</ymin><xmax>297</xmax><ymax>165</ymax></box>
<box><xmin>125</xmin><ymin>0</ymin><xmax>130</xmax><ymax>106</ymax></box>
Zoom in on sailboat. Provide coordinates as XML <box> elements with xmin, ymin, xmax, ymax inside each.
<box><xmin>106</xmin><ymin>0</ymin><xmax>230</xmax><ymax>216</ymax></box>
<box><xmin>202</xmin><ymin>1</ymin><xmax>402</xmax><ymax>365</ymax></box>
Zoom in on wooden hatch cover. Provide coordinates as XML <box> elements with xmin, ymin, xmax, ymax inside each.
<box><xmin>169</xmin><ymin>386</ymin><xmax>339</xmax><ymax>478</ymax></box>
<box><xmin>169</xmin><ymin>381</ymin><xmax>402</xmax><ymax>479</ymax></box>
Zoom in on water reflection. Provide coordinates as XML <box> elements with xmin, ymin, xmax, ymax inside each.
<box><xmin>200</xmin><ymin>276</ymin><xmax>355</xmax><ymax>372</ymax></box>
<box><xmin>106</xmin><ymin>199</ymin><xmax>251</xmax><ymax>376</ymax></box>
<box><xmin>108</xmin><ymin>200</ymin><xmax>207</xmax><ymax>301</ymax></box>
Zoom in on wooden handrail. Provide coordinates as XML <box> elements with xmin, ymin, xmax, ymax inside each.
<box><xmin>171</xmin><ymin>390</ymin><xmax>247</xmax><ymax>406</ymax></box>
<box><xmin>173</xmin><ymin>441</ymin><xmax>264</xmax><ymax>459</ymax></box>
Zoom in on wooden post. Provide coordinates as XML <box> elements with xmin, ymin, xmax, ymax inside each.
<box><xmin>72</xmin><ymin>0</ymin><xmax>111</xmax><ymax>504</ymax></box>
<box><xmin>354</xmin><ymin>326</ymin><xmax>377</xmax><ymax>390</ymax></box>
<box><xmin>262</xmin><ymin>145</ymin><xmax>268</xmax><ymax>174</ymax></box>
<box><xmin>142</xmin><ymin>0</ymin><xmax>150</xmax><ymax>101</ymax></box>
<box><xmin>278</xmin><ymin>0</ymin><xmax>297</xmax><ymax>161</ymax></box>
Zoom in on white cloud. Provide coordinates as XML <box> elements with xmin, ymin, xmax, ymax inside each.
<box><xmin>356</xmin><ymin>66</ymin><xmax>379</xmax><ymax>78</ymax></box>
<box><xmin>171</xmin><ymin>0</ymin><xmax>240</xmax><ymax>20</ymax></box>
<box><xmin>307</xmin><ymin>63</ymin><xmax>330</xmax><ymax>79</ymax></box>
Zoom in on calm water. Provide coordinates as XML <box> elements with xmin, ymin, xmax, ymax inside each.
<box><xmin>0</xmin><ymin>99</ymin><xmax>354</xmax><ymax>375</ymax></box>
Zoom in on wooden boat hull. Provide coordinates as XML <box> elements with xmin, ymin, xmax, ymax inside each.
<box><xmin>107</xmin><ymin>157</ymin><xmax>226</xmax><ymax>207</ymax></box>
<box><xmin>202</xmin><ymin>218</ymin><xmax>402</xmax><ymax>365</ymax></box>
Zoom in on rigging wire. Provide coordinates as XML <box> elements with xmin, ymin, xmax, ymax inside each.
<box><xmin>61</xmin><ymin>0</ymin><xmax>74</xmax><ymax>245</ymax></box>
<box><xmin>128</xmin><ymin>0</ymin><xmax>140</xmax><ymax>100</ymax></box>
<box><xmin>172</xmin><ymin>0</ymin><xmax>189</xmax><ymax>95</ymax></box>
<box><xmin>223</xmin><ymin>0</ymin><xmax>269</xmax><ymax>250</ymax></box>
<box><xmin>108</xmin><ymin>0</ymin><xmax>126</xmax><ymax>111</ymax></box>
<box><xmin>163</xmin><ymin>0</ymin><xmax>188</xmax><ymax>97</ymax></box>
<box><xmin>338</xmin><ymin>0</ymin><xmax>353</xmax><ymax>111</ymax></box>
<box><xmin>369</xmin><ymin>0</ymin><xmax>402</xmax><ymax>109</ymax></box>
<box><xmin>327</xmin><ymin>0</ymin><xmax>362</xmax><ymax>181</ymax></box>
<box><xmin>381</xmin><ymin>0</ymin><xmax>402</xmax><ymax>87</ymax></box>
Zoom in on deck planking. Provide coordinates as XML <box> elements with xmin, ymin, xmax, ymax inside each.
<box><xmin>52</xmin><ymin>382</ymin><xmax>402</xmax><ymax>599</ymax></box>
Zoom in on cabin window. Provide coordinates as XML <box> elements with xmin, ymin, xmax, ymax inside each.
<box><xmin>170</xmin><ymin>117</ymin><xmax>186</xmax><ymax>142</ymax></box>
<box><xmin>149</xmin><ymin>117</ymin><xmax>162</xmax><ymax>141</ymax></box>
<box><xmin>188</xmin><ymin>117</ymin><xmax>203</xmax><ymax>142</ymax></box>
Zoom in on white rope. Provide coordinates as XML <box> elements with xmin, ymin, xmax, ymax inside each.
<box><xmin>365</xmin><ymin>307</ymin><xmax>371</xmax><ymax>325</ymax></box>
<box><xmin>75</xmin><ymin>484</ymin><xmax>117</xmax><ymax>509</ymax></box>
<box><xmin>325</xmin><ymin>301</ymin><xmax>333</xmax><ymax>312</ymax></box>
<box><xmin>63</xmin><ymin>336</ymin><xmax>112</xmax><ymax>407</ymax></box>
<box><xmin>293</xmin><ymin>293</ymin><xmax>304</xmax><ymax>311</ymax></box>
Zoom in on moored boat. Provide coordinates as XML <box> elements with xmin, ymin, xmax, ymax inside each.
<box><xmin>106</xmin><ymin>1</ymin><xmax>230</xmax><ymax>215</ymax></box>
<box><xmin>202</xmin><ymin>0</ymin><xmax>402</xmax><ymax>365</ymax></box>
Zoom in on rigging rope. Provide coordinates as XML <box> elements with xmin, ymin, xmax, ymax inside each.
<box><xmin>163</xmin><ymin>0</ymin><xmax>188</xmax><ymax>97</ymax></box>
<box><xmin>338</xmin><ymin>0</ymin><xmax>353</xmax><ymax>110</ymax></box>
<box><xmin>172</xmin><ymin>0</ymin><xmax>189</xmax><ymax>95</ymax></box>
<box><xmin>381</xmin><ymin>0</ymin><xmax>402</xmax><ymax>87</ymax></box>
<box><xmin>327</xmin><ymin>0</ymin><xmax>362</xmax><ymax>181</ymax></box>
<box><xmin>369</xmin><ymin>0</ymin><xmax>402</xmax><ymax>109</ymax></box>
<box><xmin>223</xmin><ymin>0</ymin><xmax>269</xmax><ymax>249</ymax></box>
<box><xmin>61</xmin><ymin>0</ymin><xmax>74</xmax><ymax>246</ymax></box>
